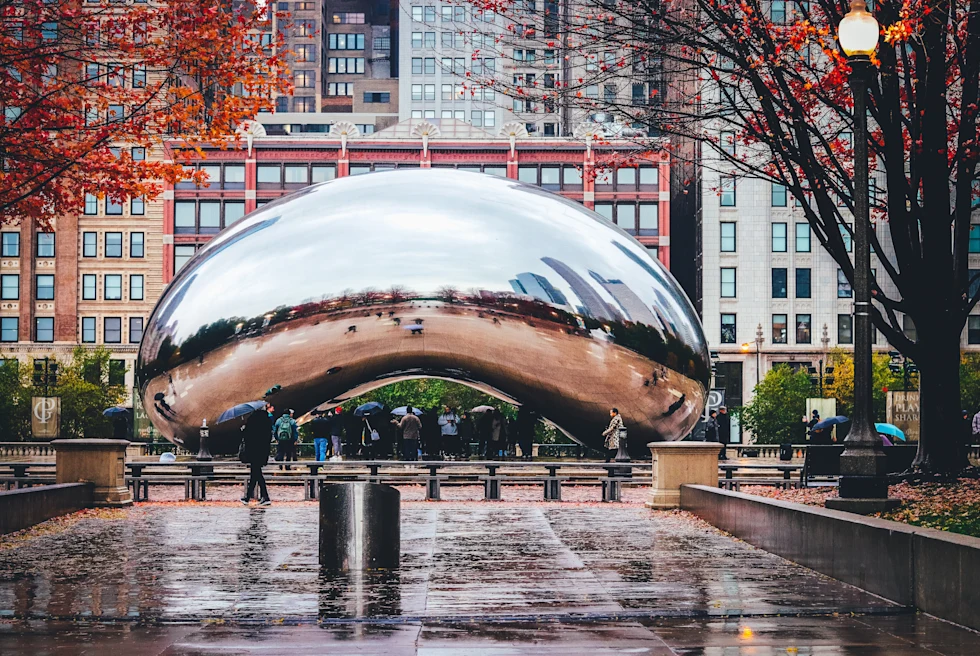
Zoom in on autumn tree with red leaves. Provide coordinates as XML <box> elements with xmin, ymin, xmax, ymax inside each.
<box><xmin>0</xmin><ymin>0</ymin><xmax>292</xmax><ymax>226</ymax></box>
<box><xmin>454</xmin><ymin>0</ymin><xmax>979</xmax><ymax>474</ymax></box>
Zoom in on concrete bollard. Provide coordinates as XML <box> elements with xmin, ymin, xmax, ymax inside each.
<box><xmin>319</xmin><ymin>482</ymin><xmax>400</xmax><ymax>570</ymax></box>
<box><xmin>645</xmin><ymin>441</ymin><xmax>722</xmax><ymax>509</ymax></box>
<box><xmin>52</xmin><ymin>439</ymin><xmax>133</xmax><ymax>507</ymax></box>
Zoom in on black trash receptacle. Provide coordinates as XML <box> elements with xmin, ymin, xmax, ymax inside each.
<box><xmin>319</xmin><ymin>482</ymin><xmax>400</xmax><ymax>570</ymax></box>
<box><xmin>779</xmin><ymin>442</ymin><xmax>793</xmax><ymax>461</ymax></box>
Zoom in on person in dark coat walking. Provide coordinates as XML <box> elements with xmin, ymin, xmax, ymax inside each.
<box><xmin>241</xmin><ymin>409</ymin><xmax>273</xmax><ymax>505</ymax></box>
<box><xmin>704</xmin><ymin>410</ymin><xmax>719</xmax><ymax>442</ymax></box>
<box><xmin>717</xmin><ymin>406</ymin><xmax>731</xmax><ymax>460</ymax></box>
<box><xmin>477</xmin><ymin>410</ymin><xmax>494</xmax><ymax>458</ymax></box>
<box><xmin>458</xmin><ymin>412</ymin><xmax>474</xmax><ymax>459</ymax></box>
<box><xmin>516</xmin><ymin>405</ymin><xmax>537</xmax><ymax>460</ymax></box>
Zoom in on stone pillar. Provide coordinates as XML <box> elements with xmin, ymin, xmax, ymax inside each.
<box><xmin>646</xmin><ymin>442</ymin><xmax>720</xmax><ymax>509</ymax></box>
<box><xmin>53</xmin><ymin>439</ymin><xmax>133</xmax><ymax>507</ymax></box>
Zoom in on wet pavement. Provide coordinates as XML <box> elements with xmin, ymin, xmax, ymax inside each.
<box><xmin>0</xmin><ymin>502</ymin><xmax>976</xmax><ymax>653</ymax></box>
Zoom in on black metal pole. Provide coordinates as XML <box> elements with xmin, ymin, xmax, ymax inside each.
<box><xmin>827</xmin><ymin>56</ymin><xmax>895</xmax><ymax>512</ymax></box>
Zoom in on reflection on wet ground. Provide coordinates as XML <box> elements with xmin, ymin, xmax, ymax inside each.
<box><xmin>0</xmin><ymin>504</ymin><xmax>977</xmax><ymax>653</ymax></box>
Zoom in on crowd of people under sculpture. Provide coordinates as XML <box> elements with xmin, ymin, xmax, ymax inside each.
<box><xmin>237</xmin><ymin>401</ymin><xmax>630</xmax><ymax>506</ymax></box>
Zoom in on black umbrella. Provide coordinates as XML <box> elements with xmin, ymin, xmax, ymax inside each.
<box><xmin>102</xmin><ymin>407</ymin><xmax>129</xmax><ymax>417</ymax></box>
<box><xmin>354</xmin><ymin>402</ymin><xmax>385</xmax><ymax>417</ymax></box>
<box><xmin>812</xmin><ymin>416</ymin><xmax>849</xmax><ymax>431</ymax></box>
<box><xmin>217</xmin><ymin>400</ymin><xmax>267</xmax><ymax>424</ymax></box>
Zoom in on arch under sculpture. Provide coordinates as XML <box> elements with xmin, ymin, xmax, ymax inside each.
<box><xmin>136</xmin><ymin>169</ymin><xmax>709</xmax><ymax>458</ymax></box>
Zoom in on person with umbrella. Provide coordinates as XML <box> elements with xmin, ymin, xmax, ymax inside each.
<box><xmin>240</xmin><ymin>406</ymin><xmax>273</xmax><ymax>506</ymax></box>
<box><xmin>104</xmin><ymin>407</ymin><xmax>130</xmax><ymax>440</ymax></box>
<box><xmin>458</xmin><ymin>411</ymin><xmax>474</xmax><ymax>459</ymax></box>
<box><xmin>311</xmin><ymin>410</ymin><xmax>331</xmax><ymax>462</ymax></box>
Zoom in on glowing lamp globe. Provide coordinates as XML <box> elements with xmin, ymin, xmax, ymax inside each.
<box><xmin>838</xmin><ymin>0</ymin><xmax>879</xmax><ymax>57</ymax></box>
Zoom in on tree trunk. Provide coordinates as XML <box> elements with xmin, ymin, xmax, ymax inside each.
<box><xmin>913</xmin><ymin>318</ymin><xmax>970</xmax><ymax>475</ymax></box>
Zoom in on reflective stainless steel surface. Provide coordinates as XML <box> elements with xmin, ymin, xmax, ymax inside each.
<box><xmin>319</xmin><ymin>483</ymin><xmax>400</xmax><ymax>570</ymax></box>
<box><xmin>137</xmin><ymin>169</ymin><xmax>708</xmax><ymax>457</ymax></box>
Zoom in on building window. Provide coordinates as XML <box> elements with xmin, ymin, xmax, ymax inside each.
<box><xmin>838</xmin><ymin>314</ymin><xmax>853</xmax><ymax>344</ymax></box>
<box><xmin>284</xmin><ymin>165</ymin><xmax>308</xmax><ymax>185</ymax></box>
<box><xmin>970</xmin><ymin>225</ymin><xmax>980</xmax><ymax>253</ymax></box>
<box><xmin>332</xmin><ymin>12</ymin><xmax>365</xmax><ymax>23</ymax></box>
<box><xmin>35</xmin><ymin>275</ymin><xmax>54</xmax><ymax>300</ymax></box>
<box><xmin>411</xmin><ymin>84</ymin><xmax>422</xmax><ymax>101</ymax></box>
<box><xmin>617</xmin><ymin>202</ymin><xmax>637</xmax><ymax>233</ymax></box>
<box><xmin>328</xmin><ymin>33</ymin><xmax>364</xmax><ymax>50</ymax></box>
<box><xmin>363</xmin><ymin>92</ymin><xmax>390</xmax><ymax>103</ymax></box>
<box><xmin>616</xmin><ymin>167</ymin><xmax>637</xmax><ymax>189</ymax></box>
<box><xmin>837</xmin><ymin>268</ymin><xmax>852</xmax><ymax>298</ymax></box>
<box><xmin>105</xmin><ymin>232</ymin><xmax>123</xmax><ymax>258</ymax></box>
<box><xmin>130</xmin><ymin>232</ymin><xmax>144</xmax><ymax>258</ymax></box>
<box><xmin>131</xmin><ymin>196</ymin><xmax>145</xmax><ymax>215</ymax></box>
<box><xmin>0</xmin><ymin>274</ymin><xmax>18</xmax><ymax>300</ymax></box>
<box><xmin>131</xmin><ymin>147</ymin><xmax>145</xmax><ymax>161</ymax></box>
<box><xmin>1</xmin><ymin>232</ymin><xmax>19</xmax><ymax>257</ymax></box>
<box><xmin>294</xmin><ymin>45</ymin><xmax>316</xmax><ymax>62</ymax></box>
<box><xmin>81</xmin><ymin>317</ymin><xmax>96</xmax><ymax>343</ymax></box>
<box><xmin>108</xmin><ymin>359</ymin><xmax>126</xmax><ymax>385</ymax></box>
<box><xmin>82</xmin><ymin>232</ymin><xmax>97</xmax><ymax>257</ymax></box>
<box><xmin>225</xmin><ymin>202</ymin><xmax>245</xmax><ymax>226</ymax></box>
<box><xmin>130</xmin><ymin>274</ymin><xmax>144</xmax><ymax>300</ymax></box>
<box><xmin>412</xmin><ymin>6</ymin><xmax>423</xmax><ymax>20</ymax></box>
<box><xmin>105</xmin><ymin>274</ymin><xmax>122</xmax><ymax>301</ymax></box>
<box><xmin>104</xmin><ymin>318</ymin><xmax>122</xmax><ymax>344</ymax></box>
<box><xmin>0</xmin><ymin>317</ymin><xmax>17</xmax><ymax>342</ymax></box>
<box><xmin>795</xmin><ymin>268</ymin><xmax>811</xmax><ymax>298</ymax></box>
<box><xmin>541</xmin><ymin>166</ymin><xmax>560</xmax><ymax>189</ymax></box>
<box><xmin>174</xmin><ymin>201</ymin><xmax>196</xmax><ymax>233</ymax></box>
<box><xmin>132</xmin><ymin>64</ymin><xmax>146</xmax><ymax>88</ymax></box>
<box><xmin>772</xmin><ymin>314</ymin><xmax>788</xmax><ymax>344</ymax></box>
<box><xmin>82</xmin><ymin>274</ymin><xmax>96</xmax><ymax>300</ymax></box>
<box><xmin>174</xmin><ymin>245</ymin><xmax>196</xmax><ymax>273</ymax></box>
<box><xmin>256</xmin><ymin>164</ymin><xmax>281</xmax><ymax>185</ymax></box>
<box><xmin>720</xmin><ymin>268</ymin><xmax>736</xmax><ymax>297</ymax></box>
<box><xmin>327</xmin><ymin>82</ymin><xmax>354</xmax><ymax>96</ymax></box>
<box><xmin>638</xmin><ymin>166</ymin><xmax>658</xmax><ymax>186</ymax></box>
<box><xmin>840</xmin><ymin>223</ymin><xmax>852</xmax><ymax>251</ymax></box>
<box><xmin>106</xmin><ymin>197</ymin><xmax>123</xmax><ymax>215</ymax></box>
<box><xmin>796</xmin><ymin>314</ymin><xmax>812</xmax><ymax>344</ymax></box>
<box><xmin>224</xmin><ymin>165</ymin><xmax>245</xmax><ymax>188</ymax></box>
<box><xmin>36</xmin><ymin>232</ymin><xmax>55</xmax><ymax>257</ymax></box>
<box><xmin>424</xmin><ymin>84</ymin><xmax>436</xmax><ymax>100</ymax></box>
<box><xmin>594</xmin><ymin>203</ymin><xmax>613</xmax><ymax>222</ymax></box>
<box><xmin>772</xmin><ymin>183</ymin><xmax>788</xmax><ymax>207</ymax></box>
<box><xmin>721</xmin><ymin>314</ymin><xmax>736</xmax><ymax>344</ymax></box>
<box><xmin>771</xmin><ymin>268</ymin><xmax>787</xmax><ymax>298</ymax></box>
<box><xmin>518</xmin><ymin>166</ymin><xmax>537</xmax><ymax>184</ymax></box>
<box><xmin>424</xmin><ymin>5</ymin><xmax>436</xmax><ymax>21</ymax></box>
<box><xmin>772</xmin><ymin>223</ymin><xmax>787</xmax><ymax>252</ymax></box>
<box><xmin>129</xmin><ymin>317</ymin><xmax>144</xmax><ymax>344</ymax></box>
<box><xmin>84</xmin><ymin>194</ymin><xmax>98</xmax><ymax>214</ymax></box>
<box><xmin>795</xmin><ymin>223</ymin><xmax>811</xmax><ymax>252</ymax></box>
<box><xmin>719</xmin><ymin>176</ymin><xmax>736</xmax><ymax>206</ymax></box>
<box><xmin>719</xmin><ymin>130</ymin><xmax>735</xmax><ymax>156</ymax></box>
<box><xmin>312</xmin><ymin>165</ymin><xmax>336</xmax><ymax>182</ymax></box>
<box><xmin>638</xmin><ymin>204</ymin><xmax>658</xmax><ymax>236</ymax></box>
<box><xmin>903</xmin><ymin>315</ymin><xmax>917</xmax><ymax>342</ymax></box>
<box><xmin>35</xmin><ymin>317</ymin><xmax>54</xmax><ymax>342</ymax></box>
<box><xmin>199</xmin><ymin>202</ymin><xmax>220</xmax><ymax>232</ymax></box>
<box><xmin>720</xmin><ymin>222</ymin><xmax>736</xmax><ymax>252</ymax></box>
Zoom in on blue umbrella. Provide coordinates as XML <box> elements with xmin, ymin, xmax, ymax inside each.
<box><xmin>102</xmin><ymin>407</ymin><xmax>129</xmax><ymax>417</ymax></box>
<box><xmin>875</xmin><ymin>423</ymin><xmax>906</xmax><ymax>441</ymax></box>
<box><xmin>812</xmin><ymin>416</ymin><xmax>850</xmax><ymax>431</ymax></box>
<box><xmin>217</xmin><ymin>400</ymin><xmax>267</xmax><ymax>424</ymax></box>
<box><xmin>354</xmin><ymin>402</ymin><xmax>385</xmax><ymax>417</ymax></box>
<box><xmin>391</xmin><ymin>406</ymin><xmax>423</xmax><ymax>416</ymax></box>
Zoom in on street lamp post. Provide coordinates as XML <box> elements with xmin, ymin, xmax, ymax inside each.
<box><xmin>742</xmin><ymin>323</ymin><xmax>765</xmax><ymax>386</ymax></box>
<box><xmin>826</xmin><ymin>0</ymin><xmax>898</xmax><ymax>513</ymax></box>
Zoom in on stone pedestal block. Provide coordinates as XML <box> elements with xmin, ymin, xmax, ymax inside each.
<box><xmin>53</xmin><ymin>439</ymin><xmax>133</xmax><ymax>507</ymax></box>
<box><xmin>646</xmin><ymin>442</ymin><xmax>721</xmax><ymax>509</ymax></box>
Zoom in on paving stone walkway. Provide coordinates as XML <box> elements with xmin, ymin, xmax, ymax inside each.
<box><xmin>0</xmin><ymin>501</ymin><xmax>976</xmax><ymax>654</ymax></box>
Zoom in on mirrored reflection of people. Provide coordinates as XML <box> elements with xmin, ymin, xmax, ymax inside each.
<box><xmin>717</xmin><ymin>406</ymin><xmax>730</xmax><ymax>460</ymax></box>
<box><xmin>241</xmin><ymin>409</ymin><xmax>272</xmax><ymax>506</ymax></box>
<box><xmin>438</xmin><ymin>406</ymin><xmax>461</xmax><ymax>460</ymax></box>
<box><xmin>395</xmin><ymin>407</ymin><xmax>422</xmax><ymax>461</ymax></box>
<box><xmin>602</xmin><ymin>408</ymin><xmax>625</xmax><ymax>463</ymax></box>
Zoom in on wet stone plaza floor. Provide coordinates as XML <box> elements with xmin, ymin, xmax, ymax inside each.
<box><xmin>0</xmin><ymin>498</ymin><xmax>977</xmax><ymax>654</ymax></box>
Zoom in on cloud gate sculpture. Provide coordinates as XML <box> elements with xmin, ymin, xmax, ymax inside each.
<box><xmin>137</xmin><ymin>169</ymin><xmax>709</xmax><ymax>458</ymax></box>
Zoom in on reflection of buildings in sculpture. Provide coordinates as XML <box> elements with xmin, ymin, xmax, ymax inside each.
<box><xmin>509</xmin><ymin>273</ymin><xmax>569</xmax><ymax>307</ymax></box>
<box><xmin>540</xmin><ymin>257</ymin><xmax>622</xmax><ymax>322</ymax></box>
<box><xmin>588</xmin><ymin>271</ymin><xmax>660</xmax><ymax>328</ymax></box>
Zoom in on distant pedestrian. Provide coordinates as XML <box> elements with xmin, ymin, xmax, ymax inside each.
<box><xmin>516</xmin><ymin>405</ymin><xmax>536</xmax><ymax>460</ymax></box>
<box><xmin>328</xmin><ymin>406</ymin><xmax>345</xmax><ymax>460</ymax></box>
<box><xmin>274</xmin><ymin>409</ymin><xmax>298</xmax><ymax>470</ymax></box>
<box><xmin>438</xmin><ymin>406</ymin><xmax>461</xmax><ymax>459</ymax></box>
<box><xmin>490</xmin><ymin>409</ymin><xmax>506</xmax><ymax>458</ymax></box>
<box><xmin>602</xmin><ymin>407</ymin><xmax>625</xmax><ymax>462</ymax></box>
<box><xmin>458</xmin><ymin>412</ymin><xmax>474</xmax><ymax>459</ymax></box>
<box><xmin>717</xmin><ymin>406</ymin><xmax>731</xmax><ymax>460</ymax></box>
<box><xmin>112</xmin><ymin>414</ymin><xmax>130</xmax><ymax>440</ymax></box>
<box><xmin>395</xmin><ymin>407</ymin><xmax>422</xmax><ymax>461</ymax></box>
<box><xmin>360</xmin><ymin>417</ymin><xmax>380</xmax><ymax>459</ymax></box>
<box><xmin>311</xmin><ymin>411</ymin><xmax>331</xmax><ymax>462</ymax></box>
<box><xmin>704</xmin><ymin>410</ymin><xmax>719</xmax><ymax>442</ymax></box>
<box><xmin>240</xmin><ymin>408</ymin><xmax>273</xmax><ymax>506</ymax></box>
<box><xmin>478</xmin><ymin>410</ymin><xmax>494</xmax><ymax>458</ymax></box>
<box><xmin>971</xmin><ymin>408</ymin><xmax>980</xmax><ymax>445</ymax></box>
